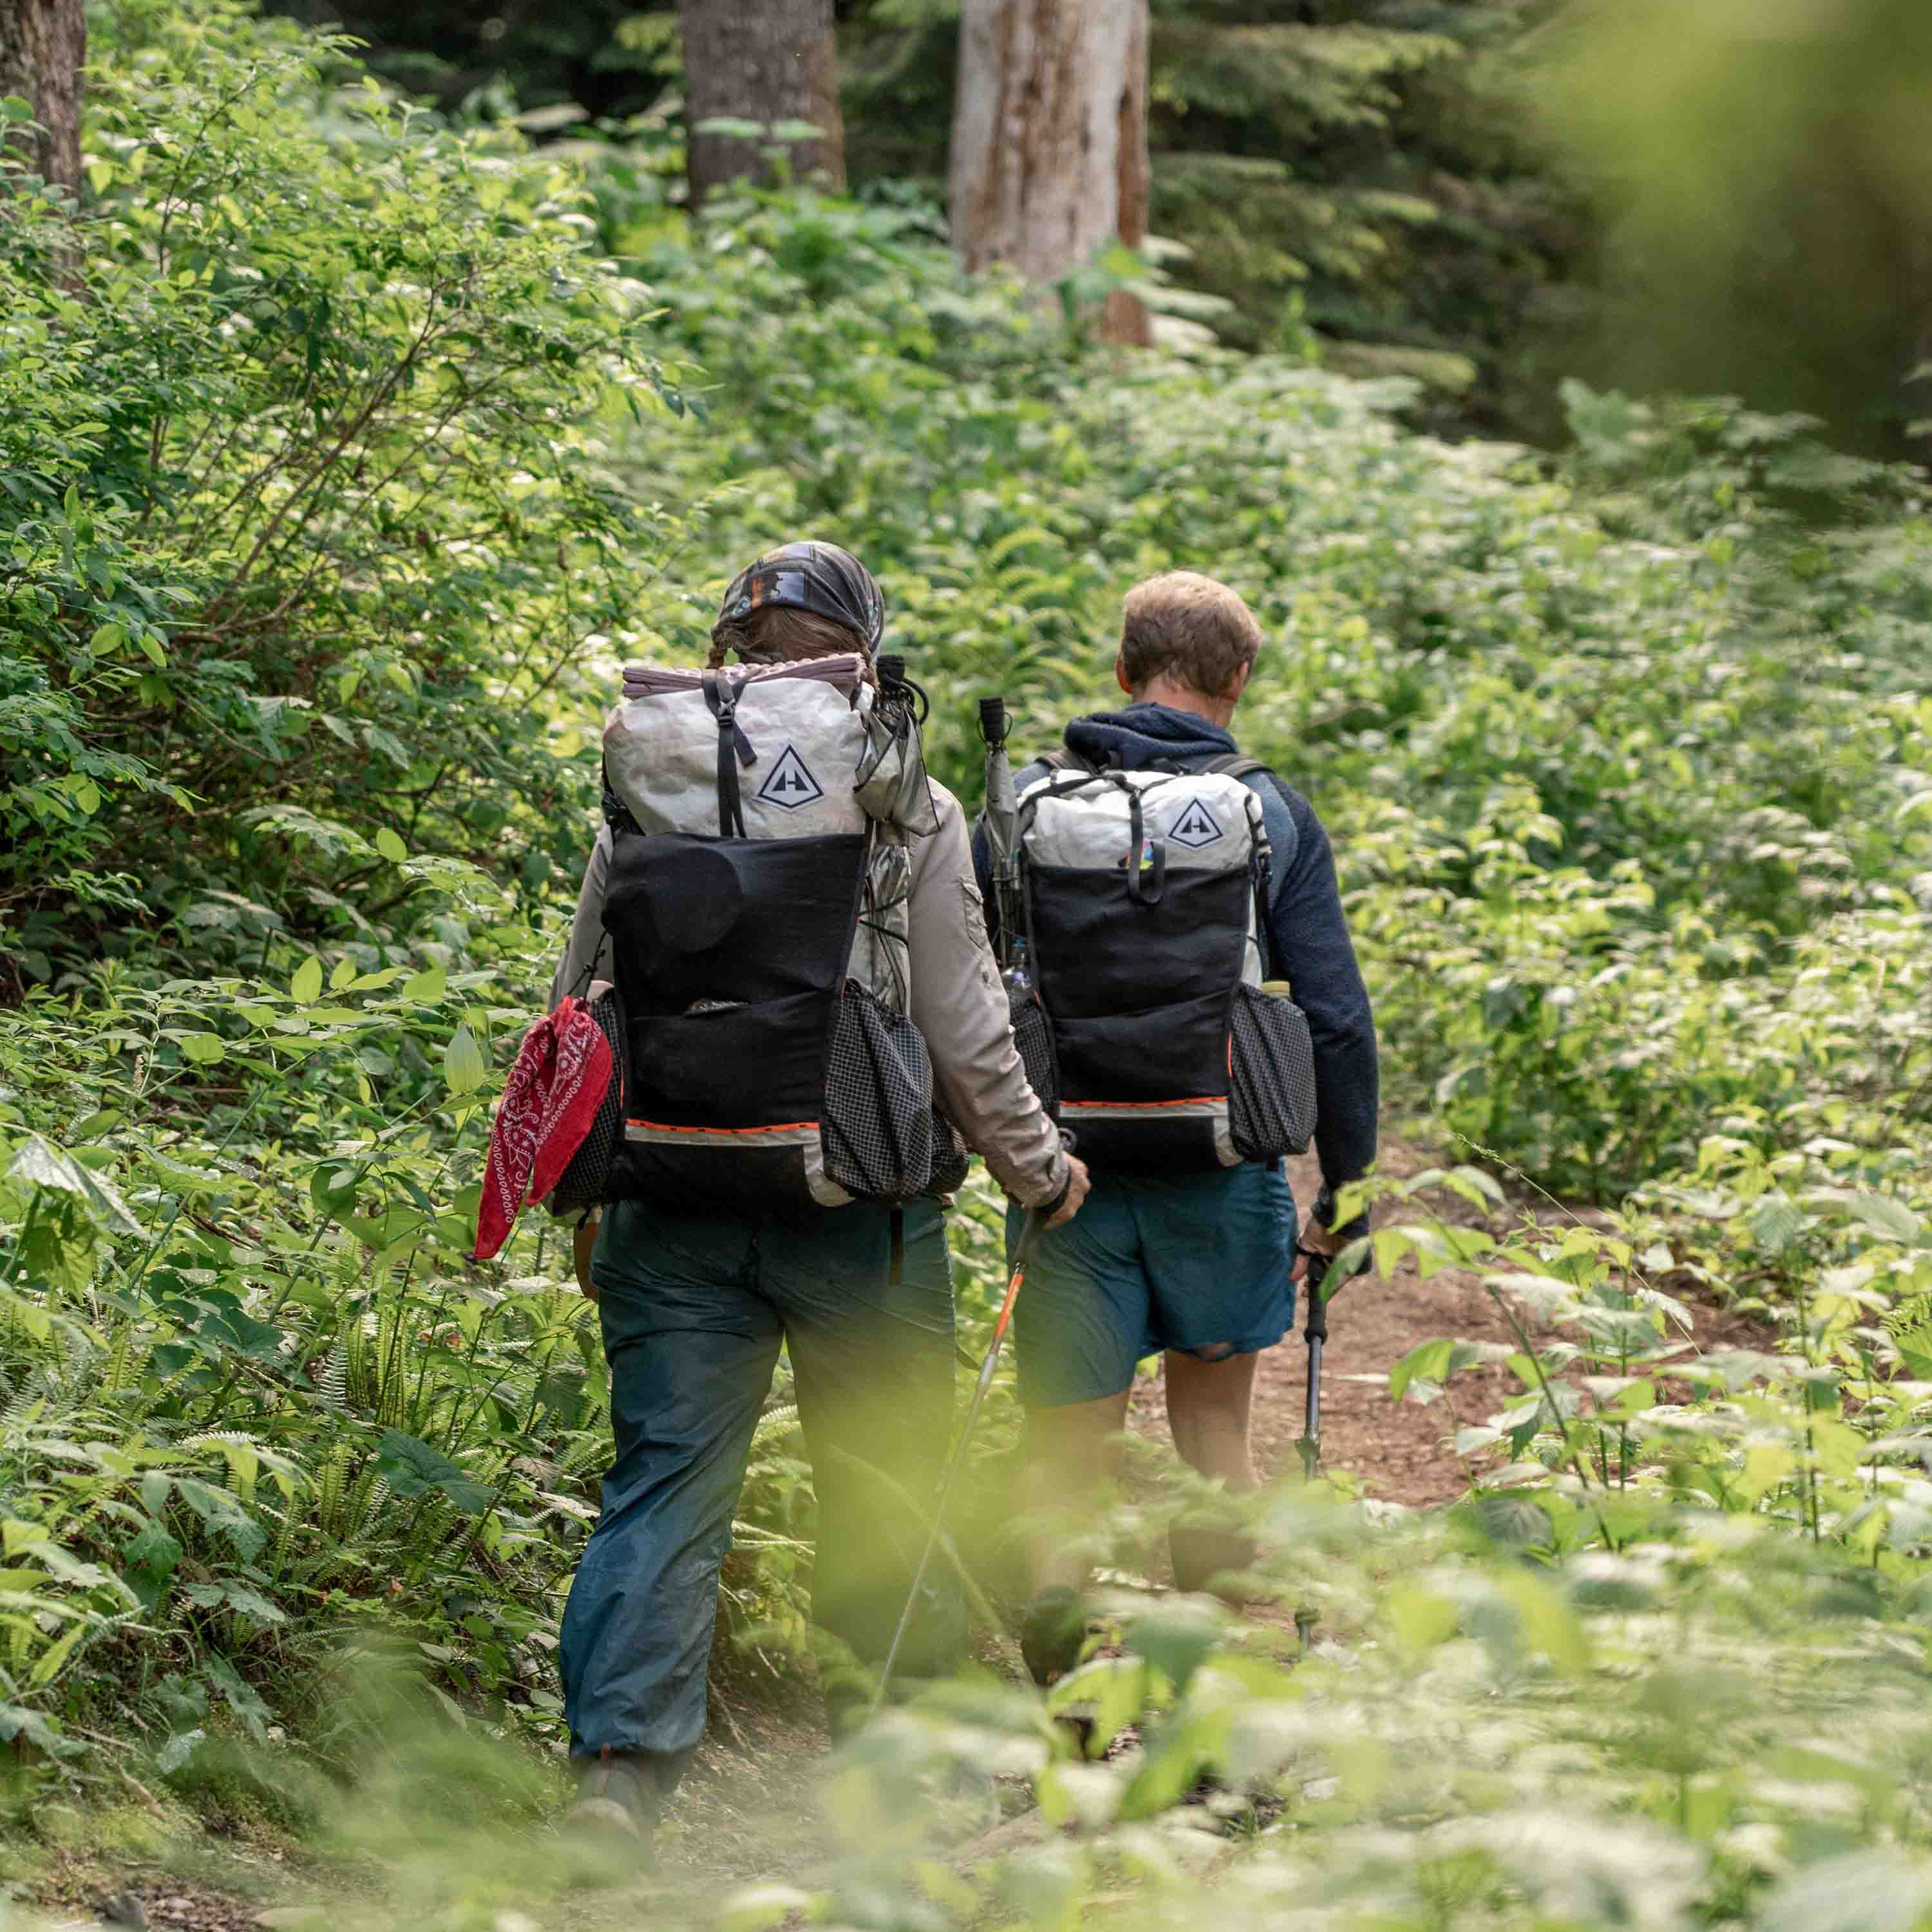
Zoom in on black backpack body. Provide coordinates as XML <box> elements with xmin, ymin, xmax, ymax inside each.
<box><xmin>1007</xmin><ymin>752</ymin><xmax>1316</xmax><ymax>1175</ymax></box>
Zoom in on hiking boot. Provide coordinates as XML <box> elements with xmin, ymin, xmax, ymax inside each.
<box><xmin>1019</xmin><ymin>1586</ymin><xmax>1088</xmax><ymax>1687</ymax></box>
<box><xmin>564</xmin><ymin>1750</ymin><xmax>668</xmax><ymax>1840</ymax></box>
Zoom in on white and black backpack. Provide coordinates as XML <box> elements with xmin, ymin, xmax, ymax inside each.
<box><xmin>564</xmin><ymin>651</ymin><xmax>967</xmax><ymax>1217</ymax></box>
<box><xmin>1005</xmin><ymin>752</ymin><xmax>1317</xmax><ymax>1174</ymax></box>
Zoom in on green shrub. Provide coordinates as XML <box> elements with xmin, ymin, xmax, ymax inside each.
<box><xmin>1</xmin><ymin>0</ymin><xmax>676</xmax><ymax>988</ymax></box>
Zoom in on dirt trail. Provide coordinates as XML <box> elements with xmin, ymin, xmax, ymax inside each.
<box><xmin>1126</xmin><ymin>1135</ymin><xmax>1762</xmax><ymax>1504</ymax></box>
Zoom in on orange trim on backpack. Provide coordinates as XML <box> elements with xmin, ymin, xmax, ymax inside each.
<box><xmin>625</xmin><ymin>1117</ymin><xmax>819</xmax><ymax>1135</ymax></box>
<box><xmin>1060</xmin><ymin>1095</ymin><xmax>1227</xmax><ymax>1112</ymax></box>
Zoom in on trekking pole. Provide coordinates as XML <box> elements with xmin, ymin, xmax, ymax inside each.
<box><xmin>978</xmin><ymin>695</ymin><xmax>1022</xmax><ymax>973</ymax></box>
<box><xmin>872</xmin><ymin>1206</ymin><xmax>1048</xmax><ymax>1714</ymax></box>
<box><xmin>1293</xmin><ymin>1249</ymin><xmax>1330</xmax><ymax>1658</ymax></box>
<box><xmin>1294</xmin><ymin>1255</ymin><xmax>1327</xmax><ymax>1484</ymax></box>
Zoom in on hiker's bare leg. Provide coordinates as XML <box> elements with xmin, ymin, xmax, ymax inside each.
<box><xmin>1162</xmin><ymin>1347</ymin><xmax>1262</xmax><ymax>1491</ymax></box>
<box><xmin>1163</xmin><ymin>1348</ymin><xmax>1262</xmax><ymax>1595</ymax></box>
<box><xmin>1019</xmin><ymin>1389</ymin><xmax>1131</xmax><ymax>1595</ymax></box>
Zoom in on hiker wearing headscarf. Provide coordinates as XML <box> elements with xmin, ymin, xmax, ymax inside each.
<box><xmin>549</xmin><ymin>543</ymin><xmax>1088</xmax><ymax>1837</ymax></box>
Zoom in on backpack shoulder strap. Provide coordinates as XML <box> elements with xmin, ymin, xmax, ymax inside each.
<box><xmin>1202</xmin><ymin>753</ymin><xmax>1287</xmax><ymax>977</ymax></box>
<box><xmin>1202</xmin><ymin>753</ymin><xmax>1271</xmax><ymax>780</ymax></box>
<box><xmin>1039</xmin><ymin>748</ymin><xmax>1092</xmax><ymax>772</ymax></box>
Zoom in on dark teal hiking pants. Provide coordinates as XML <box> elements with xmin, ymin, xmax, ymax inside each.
<box><xmin>558</xmin><ymin>1195</ymin><xmax>963</xmax><ymax>1777</ymax></box>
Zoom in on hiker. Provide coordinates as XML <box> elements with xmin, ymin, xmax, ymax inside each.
<box><xmin>549</xmin><ymin>542</ymin><xmax>1089</xmax><ymax>1837</ymax></box>
<box><xmin>975</xmin><ymin>570</ymin><xmax>1378</xmax><ymax>1680</ymax></box>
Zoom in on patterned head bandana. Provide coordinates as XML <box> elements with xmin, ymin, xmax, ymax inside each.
<box><xmin>714</xmin><ymin>540</ymin><xmax>886</xmax><ymax>650</ymax></box>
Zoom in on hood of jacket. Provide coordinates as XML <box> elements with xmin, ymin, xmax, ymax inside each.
<box><xmin>1062</xmin><ymin>702</ymin><xmax>1238</xmax><ymax>772</ymax></box>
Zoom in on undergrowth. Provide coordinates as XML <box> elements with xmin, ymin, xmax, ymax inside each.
<box><xmin>3</xmin><ymin>3</ymin><xmax>1932</xmax><ymax>1926</ymax></box>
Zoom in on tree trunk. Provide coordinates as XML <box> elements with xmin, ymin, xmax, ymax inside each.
<box><xmin>949</xmin><ymin>0</ymin><xmax>1151</xmax><ymax>346</ymax></box>
<box><xmin>0</xmin><ymin>0</ymin><xmax>85</xmax><ymax>198</ymax></box>
<box><xmin>679</xmin><ymin>0</ymin><xmax>846</xmax><ymax>213</ymax></box>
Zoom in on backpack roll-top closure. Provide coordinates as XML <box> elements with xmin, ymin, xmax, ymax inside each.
<box><xmin>605</xmin><ymin>654</ymin><xmax>873</xmax><ymax>843</ymax></box>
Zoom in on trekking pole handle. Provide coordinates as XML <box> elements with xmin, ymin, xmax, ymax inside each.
<box><xmin>1297</xmin><ymin>1247</ymin><xmax>1331</xmax><ymax>1342</ymax></box>
<box><xmin>979</xmin><ymin>696</ymin><xmax>1009</xmax><ymax>746</ymax></box>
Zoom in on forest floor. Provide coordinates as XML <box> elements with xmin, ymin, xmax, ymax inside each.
<box><xmin>30</xmin><ymin>1131</ymin><xmax>1767</xmax><ymax>1929</ymax></box>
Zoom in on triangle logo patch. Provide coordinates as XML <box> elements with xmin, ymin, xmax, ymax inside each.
<box><xmin>756</xmin><ymin>743</ymin><xmax>824</xmax><ymax>811</ymax></box>
<box><xmin>1169</xmin><ymin>797</ymin><xmax>1224</xmax><ymax>848</ymax></box>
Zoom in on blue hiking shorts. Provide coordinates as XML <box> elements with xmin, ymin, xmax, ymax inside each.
<box><xmin>1005</xmin><ymin>1160</ymin><xmax>1298</xmax><ymax>1409</ymax></box>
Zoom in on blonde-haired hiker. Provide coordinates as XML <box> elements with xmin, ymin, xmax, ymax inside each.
<box><xmin>974</xmin><ymin>569</ymin><xmax>1377</xmax><ymax>1680</ymax></box>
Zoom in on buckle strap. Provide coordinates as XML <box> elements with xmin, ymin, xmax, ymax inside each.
<box><xmin>700</xmin><ymin>670</ymin><xmax>757</xmax><ymax>837</ymax></box>
<box><xmin>1125</xmin><ymin>786</ymin><xmax>1166</xmax><ymax>906</ymax></box>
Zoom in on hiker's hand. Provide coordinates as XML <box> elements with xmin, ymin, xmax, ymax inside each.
<box><xmin>1046</xmin><ymin>1155</ymin><xmax>1090</xmax><ymax>1228</ymax></box>
<box><xmin>1293</xmin><ymin>1212</ymin><xmax>1343</xmax><ymax>1283</ymax></box>
<box><xmin>573</xmin><ymin>1213</ymin><xmax>601</xmax><ymax>1302</ymax></box>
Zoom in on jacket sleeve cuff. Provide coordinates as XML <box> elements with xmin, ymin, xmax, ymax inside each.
<box><xmin>1314</xmin><ymin>1181</ymin><xmax>1370</xmax><ymax>1244</ymax></box>
<box><xmin>1034</xmin><ymin>1160</ymin><xmax>1072</xmax><ymax>1220</ymax></box>
<box><xmin>1009</xmin><ymin>1142</ymin><xmax>1068</xmax><ymax>1213</ymax></box>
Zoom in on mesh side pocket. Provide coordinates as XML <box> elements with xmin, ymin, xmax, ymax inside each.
<box><xmin>1229</xmin><ymin>983</ymin><xmax>1316</xmax><ymax>1160</ymax></box>
<box><xmin>1009</xmin><ymin>983</ymin><xmax>1059</xmax><ymax>1117</ymax></box>
<box><xmin>549</xmin><ymin>984</ymin><xmax>625</xmax><ymax>1217</ymax></box>
<box><xmin>822</xmin><ymin>982</ymin><xmax>946</xmax><ymax>1201</ymax></box>
<box><xmin>927</xmin><ymin>1109</ymin><xmax>969</xmax><ymax>1198</ymax></box>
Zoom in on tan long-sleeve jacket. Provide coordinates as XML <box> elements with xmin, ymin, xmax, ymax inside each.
<box><xmin>550</xmin><ymin>779</ymin><xmax>1068</xmax><ymax>1211</ymax></box>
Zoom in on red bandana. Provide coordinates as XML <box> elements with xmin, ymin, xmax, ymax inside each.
<box><xmin>472</xmin><ymin>996</ymin><xmax>614</xmax><ymax>1262</ymax></box>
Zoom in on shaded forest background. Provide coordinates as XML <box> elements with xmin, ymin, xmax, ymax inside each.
<box><xmin>263</xmin><ymin>0</ymin><xmax>1932</xmax><ymax>455</ymax></box>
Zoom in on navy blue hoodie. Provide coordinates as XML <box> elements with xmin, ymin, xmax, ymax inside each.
<box><xmin>973</xmin><ymin>702</ymin><xmax>1379</xmax><ymax>1215</ymax></box>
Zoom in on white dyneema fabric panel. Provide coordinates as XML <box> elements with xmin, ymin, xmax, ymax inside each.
<box><xmin>1017</xmin><ymin>768</ymin><xmax>1269</xmax><ymax>986</ymax></box>
<box><xmin>1018</xmin><ymin>768</ymin><xmax>1263</xmax><ymax>872</ymax></box>
<box><xmin>604</xmin><ymin>656</ymin><xmax>873</xmax><ymax>840</ymax></box>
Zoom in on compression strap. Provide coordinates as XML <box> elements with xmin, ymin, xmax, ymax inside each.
<box><xmin>701</xmin><ymin>670</ymin><xmax>757</xmax><ymax>837</ymax></box>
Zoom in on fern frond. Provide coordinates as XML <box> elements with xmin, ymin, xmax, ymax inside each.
<box><xmin>318</xmin><ymin>1340</ymin><xmax>349</xmax><ymax>1408</ymax></box>
<box><xmin>1885</xmin><ymin>1293</ymin><xmax>1932</xmax><ymax>1350</ymax></box>
<box><xmin>752</xmin><ymin>1403</ymin><xmax>800</xmax><ymax>1446</ymax></box>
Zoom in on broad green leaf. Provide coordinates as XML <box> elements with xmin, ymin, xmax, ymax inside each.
<box><xmin>1746</xmin><ymin>1193</ymin><xmax>1804</xmax><ymax>1254</ymax></box>
<box><xmin>8</xmin><ymin>1135</ymin><xmax>140</xmax><ymax>1233</ymax></box>
<box><xmin>1389</xmin><ymin>1336</ymin><xmax>1454</xmax><ymax>1403</ymax></box>
<box><xmin>1047</xmin><ymin>1655</ymin><xmax>1148</xmax><ymax>1757</ymax></box>
<box><xmin>1124</xmin><ymin>1602</ymin><xmax>1224</xmax><ymax>1696</ymax></box>
<box><xmin>156</xmin><ymin>1728</ymin><xmax>205</xmax><ymax>1774</ymax></box>
<box><xmin>1761</xmin><ymin>1853</ymin><xmax>1932</xmax><ymax>1932</ymax></box>
<box><xmin>374</xmin><ymin>1430</ymin><xmax>493</xmax><ymax>1513</ymax></box>
<box><xmin>375</xmin><ymin>828</ymin><xmax>408</xmax><ymax>863</ymax></box>
<box><xmin>405</xmin><ymin>963</ymin><xmax>448</xmax><ymax>1003</ymax></box>
<box><xmin>173</xmin><ymin>1479</ymin><xmax>265</xmax><ymax>1558</ymax></box>
<box><xmin>290</xmin><ymin>956</ymin><xmax>324</xmax><ymax>1004</ymax></box>
<box><xmin>444</xmin><ymin>1025</ymin><xmax>487</xmax><ymax>1095</ymax></box>
<box><xmin>1850</xmin><ymin>1193</ymin><xmax>1927</xmax><ymax>1247</ymax></box>
<box><xmin>309</xmin><ymin>1162</ymin><xmax>361</xmax><ymax>1218</ymax></box>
